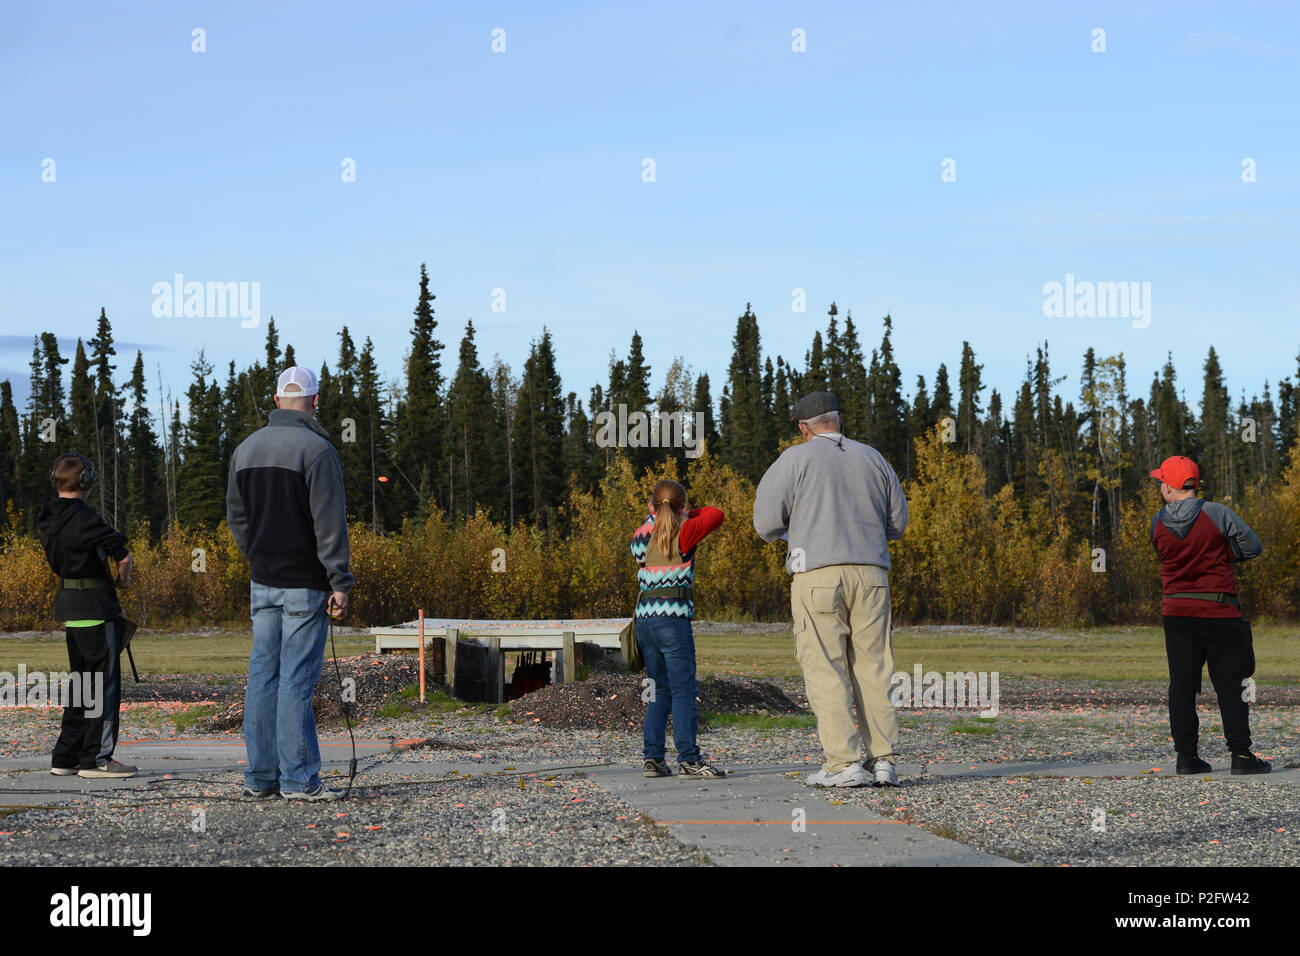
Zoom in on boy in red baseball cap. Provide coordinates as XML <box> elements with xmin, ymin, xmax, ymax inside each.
<box><xmin>1149</xmin><ymin>455</ymin><xmax>1269</xmax><ymax>775</ymax></box>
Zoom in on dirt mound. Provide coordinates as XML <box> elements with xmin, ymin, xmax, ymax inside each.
<box><xmin>508</xmin><ymin>674</ymin><xmax>805</xmax><ymax>731</ymax></box>
<box><xmin>198</xmin><ymin>655</ymin><xmax>427</xmax><ymax>731</ymax></box>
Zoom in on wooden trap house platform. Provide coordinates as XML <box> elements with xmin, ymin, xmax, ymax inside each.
<box><xmin>369</xmin><ymin>618</ymin><xmax>632</xmax><ymax>703</ymax></box>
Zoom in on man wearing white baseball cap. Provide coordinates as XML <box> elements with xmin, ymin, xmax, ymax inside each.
<box><xmin>226</xmin><ymin>366</ymin><xmax>355</xmax><ymax>801</ymax></box>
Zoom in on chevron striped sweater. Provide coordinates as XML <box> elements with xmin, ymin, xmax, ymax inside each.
<box><xmin>630</xmin><ymin>507</ymin><xmax>725</xmax><ymax>619</ymax></box>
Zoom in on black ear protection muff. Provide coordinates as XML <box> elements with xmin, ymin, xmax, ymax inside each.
<box><xmin>49</xmin><ymin>452</ymin><xmax>96</xmax><ymax>492</ymax></box>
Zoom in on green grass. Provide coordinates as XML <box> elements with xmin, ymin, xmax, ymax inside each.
<box><xmin>700</xmin><ymin>711</ymin><xmax>817</xmax><ymax>731</ymax></box>
<box><xmin>950</xmin><ymin>717</ymin><xmax>1000</xmax><ymax>735</ymax></box>
<box><xmin>0</xmin><ymin>629</ymin><xmax>375</xmax><ymax>675</ymax></box>
<box><xmin>173</xmin><ymin>704</ymin><xmax>218</xmax><ymax>733</ymax></box>
<box><xmin>378</xmin><ymin>687</ymin><xmax>495</xmax><ymax>719</ymax></box>
<box><xmin>3</xmin><ymin>622</ymin><xmax>1298</xmax><ymax>685</ymax></box>
<box><xmin>694</xmin><ymin>623</ymin><xmax>1300</xmax><ymax>682</ymax></box>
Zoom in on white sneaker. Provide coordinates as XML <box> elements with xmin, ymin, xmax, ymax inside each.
<box><xmin>805</xmin><ymin>762</ymin><xmax>869</xmax><ymax>788</ymax></box>
<box><xmin>867</xmin><ymin>756</ymin><xmax>899</xmax><ymax>787</ymax></box>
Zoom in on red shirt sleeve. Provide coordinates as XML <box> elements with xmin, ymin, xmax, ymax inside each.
<box><xmin>679</xmin><ymin>506</ymin><xmax>725</xmax><ymax>554</ymax></box>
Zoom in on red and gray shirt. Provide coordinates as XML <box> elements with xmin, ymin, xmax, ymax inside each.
<box><xmin>1150</xmin><ymin>498</ymin><xmax>1261</xmax><ymax>618</ymax></box>
<box><xmin>630</xmin><ymin>507</ymin><xmax>725</xmax><ymax>619</ymax></box>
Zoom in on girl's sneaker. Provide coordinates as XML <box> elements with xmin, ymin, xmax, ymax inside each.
<box><xmin>643</xmin><ymin>759</ymin><xmax>673</xmax><ymax>778</ymax></box>
<box><xmin>679</xmin><ymin>761</ymin><xmax>726</xmax><ymax>778</ymax></box>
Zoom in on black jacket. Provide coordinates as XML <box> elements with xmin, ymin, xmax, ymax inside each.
<box><xmin>226</xmin><ymin>409</ymin><xmax>354</xmax><ymax>593</ymax></box>
<box><xmin>36</xmin><ymin>497</ymin><xmax>129</xmax><ymax>621</ymax></box>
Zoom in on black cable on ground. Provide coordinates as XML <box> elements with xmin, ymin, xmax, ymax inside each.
<box><xmin>329</xmin><ymin>611</ymin><xmax>358</xmax><ymax>798</ymax></box>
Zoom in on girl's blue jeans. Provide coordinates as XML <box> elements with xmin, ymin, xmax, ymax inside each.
<box><xmin>635</xmin><ymin>615</ymin><xmax>701</xmax><ymax>764</ymax></box>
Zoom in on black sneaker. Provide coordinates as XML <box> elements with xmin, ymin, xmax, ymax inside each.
<box><xmin>1231</xmin><ymin>753</ymin><xmax>1271</xmax><ymax>775</ymax></box>
<box><xmin>643</xmin><ymin>759</ymin><xmax>672</xmax><ymax>778</ymax></box>
<box><xmin>679</xmin><ymin>760</ymin><xmax>726</xmax><ymax>778</ymax></box>
<box><xmin>1176</xmin><ymin>753</ymin><xmax>1212</xmax><ymax>775</ymax></box>
<box><xmin>243</xmin><ymin>784</ymin><xmax>280</xmax><ymax>798</ymax></box>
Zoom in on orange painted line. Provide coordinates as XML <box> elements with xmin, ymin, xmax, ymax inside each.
<box><xmin>654</xmin><ymin>820</ymin><xmax>908</xmax><ymax>825</ymax></box>
<box><xmin>119</xmin><ymin>738</ymin><xmax>391</xmax><ymax>747</ymax></box>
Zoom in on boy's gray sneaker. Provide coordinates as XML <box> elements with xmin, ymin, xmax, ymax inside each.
<box><xmin>868</xmin><ymin>756</ymin><xmax>899</xmax><ymax>787</ymax></box>
<box><xmin>644</xmin><ymin>759</ymin><xmax>673</xmax><ymax>778</ymax></box>
<box><xmin>78</xmin><ymin>759</ymin><xmax>137</xmax><ymax>779</ymax></box>
<box><xmin>805</xmin><ymin>762</ymin><xmax>869</xmax><ymax>788</ymax></box>
<box><xmin>281</xmin><ymin>783</ymin><xmax>344</xmax><ymax>802</ymax></box>
<box><xmin>243</xmin><ymin>785</ymin><xmax>280</xmax><ymax>798</ymax></box>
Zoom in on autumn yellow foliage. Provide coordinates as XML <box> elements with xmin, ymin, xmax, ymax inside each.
<box><xmin>2</xmin><ymin>439</ymin><xmax>1298</xmax><ymax>630</ymax></box>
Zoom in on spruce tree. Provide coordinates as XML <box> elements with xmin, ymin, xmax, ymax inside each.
<box><xmin>176</xmin><ymin>351</ymin><xmax>226</xmax><ymax>527</ymax></box>
<box><xmin>905</xmin><ymin>374</ymin><xmax>931</xmax><ymax>481</ymax></box>
<box><xmin>512</xmin><ymin>330</ymin><xmax>565</xmax><ymax>530</ymax></box>
<box><xmin>26</xmin><ymin>333</ymin><xmax>68</xmax><ymax>517</ymax></box>
<box><xmin>492</xmin><ymin>357</ymin><xmax>519</xmax><ymax>526</ymax></box>
<box><xmin>871</xmin><ymin>315</ymin><xmax>907</xmax><ymax>466</ymax></box>
<box><xmin>1198</xmin><ymin>347</ymin><xmax>1233</xmax><ymax>500</ymax></box>
<box><xmin>395</xmin><ymin>264</ymin><xmax>445</xmax><ymax>514</ymax></box>
<box><xmin>446</xmin><ymin>321</ymin><xmax>502</xmax><ymax>518</ymax></box>
<box><xmin>692</xmin><ymin>373</ymin><xmax>720</xmax><ymax>458</ymax></box>
<box><xmin>838</xmin><ymin>312</ymin><xmax>869</xmax><ymax>441</ymax></box>
<box><xmin>354</xmin><ymin>337</ymin><xmax>392</xmax><ymax>531</ymax></box>
<box><xmin>622</xmin><ymin>332</ymin><xmax>653</xmax><ymax>472</ymax></box>
<box><xmin>123</xmin><ymin>352</ymin><xmax>164</xmax><ymax>539</ymax></box>
<box><xmin>957</xmin><ymin>341</ymin><xmax>985</xmax><ymax>457</ymax></box>
<box><xmin>88</xmin><ymin>308</ymin><xmax>120</xmax><ymax>523</ymax></box>
<box><xmin>719</xmin><ymin>304</ymin><xmax>768</xmax><ymax>482</ymax></box>
<box><xmin>68</xmin><ymin>341</ymin><xmax>96</xmax><ymax>464</ymax></box>
<box><xmin>0</xmin><ymin>381</ymin><xmax>20</xmax><ymax>515</ymax></box>
<box><xmin>932</xmin><ymin>363</ymin><xmax>953</xmax><ymax>423</ymax></box>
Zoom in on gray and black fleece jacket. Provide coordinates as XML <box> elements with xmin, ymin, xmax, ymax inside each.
<box><xmin>226</xmin><ymin>409</ymin><xmax>355</xmax><ymax>594</ymax></box>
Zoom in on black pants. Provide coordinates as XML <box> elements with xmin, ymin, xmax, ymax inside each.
<box><xmin>1163</xmin><ymin>615</ymin><xmax>1254</xmax><ymax>755</ymax></box>
<box><xmin>51</xmin><ymin>620</ymin><xmax>121</xmax><ymax>770</ymax></box>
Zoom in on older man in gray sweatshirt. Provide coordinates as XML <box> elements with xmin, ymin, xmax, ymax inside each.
<box><xmin>754</xmin><ymin>391</ymin><xmax>908</xmax><ymax>787</ymax></box>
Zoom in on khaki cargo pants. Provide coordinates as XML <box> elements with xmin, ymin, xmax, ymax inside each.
<box><xmin>791</xmin><ymin>563</ymin><xmax>897</xmax><ymax>773</ymax></box>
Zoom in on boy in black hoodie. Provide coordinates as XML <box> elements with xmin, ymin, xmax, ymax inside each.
<box><xmin>36</xmin><ymin>452</ymin><xmax>137</xmax><ymax>779</ymax></box>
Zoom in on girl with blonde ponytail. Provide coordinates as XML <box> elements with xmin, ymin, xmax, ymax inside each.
<box><xmin>629</xmin><ymin>478</ymin><xmax>726</xmax><ymax>778</ymax></box>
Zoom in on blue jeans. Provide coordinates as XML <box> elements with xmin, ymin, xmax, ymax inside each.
<box><xmin>244</xmin><ymin>582</ymin><xmax>329</xmax><ymax>793</ymax></box>
<box><xmin>636</xmin><ymin>615</ymin><xmax>700</xmax><ymax>764</ymax></box>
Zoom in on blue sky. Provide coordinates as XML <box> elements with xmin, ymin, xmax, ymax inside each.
<box><xmin>2</xmin><ymin>1</ymin><xmax>1297</xmax><ymax>418</ymax></box>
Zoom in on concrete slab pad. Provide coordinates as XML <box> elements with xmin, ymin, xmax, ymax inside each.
<box><xmin>587</xmin><ymin>762</ymin><xmax>1019</xmax><ymax>867</ymax></box>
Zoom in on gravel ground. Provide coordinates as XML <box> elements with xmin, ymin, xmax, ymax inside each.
<box><xmin>0</xmin><ymin>768</ymin><xmax>706</xmax><ymax>866</ymax></box>
<box><xmin>4</xmin><ymin>674</ymin><xmax>1300</xmax><ymax>866</ymax></box>
<box><xmin>807</xmin><ymin>774</ymin><xmax>1300</xmax><ymax>867</ymax></box>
